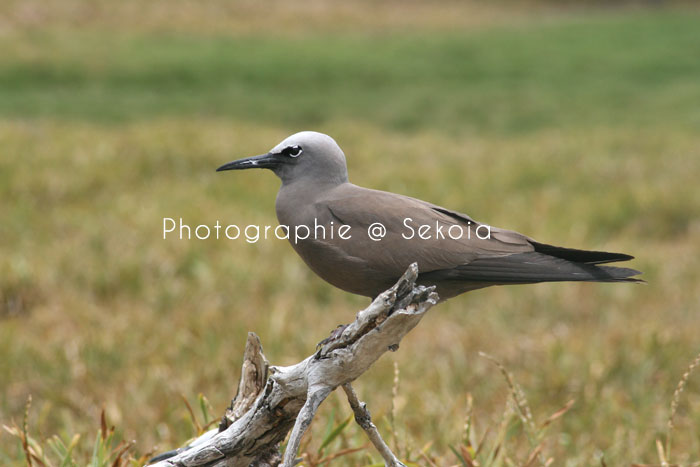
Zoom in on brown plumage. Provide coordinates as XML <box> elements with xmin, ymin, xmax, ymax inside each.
<box><xmin>217</xmin><ymin>131</ymin><xmax>641</xmax><ymax>301</ymax></box>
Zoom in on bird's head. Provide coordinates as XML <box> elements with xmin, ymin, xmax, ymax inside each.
<box><xmin>217</xmin><ymin>131</ymin><xmax>349</xmax><ymax>186</ymax></box>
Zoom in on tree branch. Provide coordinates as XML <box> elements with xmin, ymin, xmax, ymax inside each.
<box><xmin>342</xmin><ymin>383</ymin><xmax>406</xmax><ymax>467</ymax></box>
<box><xmin>147</xmin><ymin>263</ymin><xmax>438</xmax><ymax>467</ymax></box>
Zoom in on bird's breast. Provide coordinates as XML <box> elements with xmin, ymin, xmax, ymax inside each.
<box><xmin>274</xmin><ymin>199</ymin><xmax>391</xmax><ymax>297</ymax></box>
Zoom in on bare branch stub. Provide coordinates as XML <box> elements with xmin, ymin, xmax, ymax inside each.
<box><xmin>342</xmin><ymin>383</ymin><xmax>406</xmax><ymax>467</ymax></box>
<box><xmin>220</xmin><ymin>332</ymin><xmax>269</xmax><ymax>431</ymax></box>
<box><xmin>146</xmin><ymin>264</ymin><xmax>438</xmax><ymax>467</ymax></box>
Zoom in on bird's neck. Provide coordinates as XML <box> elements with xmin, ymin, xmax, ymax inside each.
<box><xmin>275</xmin><ymin>180</ymin><xmax>349</xmax><ymax>226</ymax></box>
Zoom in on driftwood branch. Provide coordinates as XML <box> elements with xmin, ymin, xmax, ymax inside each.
<box><xmin>147</xmin><ymin>263</ymin><xmax>438</xmax><ymax>467</ymax></box>
<box><xmin>342</xmin><ymin>383</ymin><xmax>406</xmax><ymax>467</ymax></box>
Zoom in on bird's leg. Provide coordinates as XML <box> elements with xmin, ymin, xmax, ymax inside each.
<box><xmin>341</xmin><ymin>383</ymin><xmax>406</xmax><ymax>467</ymax></box>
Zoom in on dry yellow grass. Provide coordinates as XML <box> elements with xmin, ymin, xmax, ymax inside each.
<box><xmin>0</xmin><ymin>0</ymin><xmax>540</xmax><ymax>36</ymax></box>
<box><xmin>2</xmin><ymin>117</ymin><xmax>699</xmax><ymax>464</ymax></box>
<box><xmin>1</xmin><ymin>2</ymin><xmax>700</xmax><ymax>465</ymax></box>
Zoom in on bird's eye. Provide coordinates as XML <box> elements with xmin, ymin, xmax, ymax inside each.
<box><xmin>283</xmin><ymin>145</ymin><xmax>303</xmax><ymax>158</ymax></box>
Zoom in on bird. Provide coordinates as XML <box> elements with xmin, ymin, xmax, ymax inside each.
<box><xmin>217</xmin><ymin>131</ymin><xmax>641</xmax><ymax>301</ymax></box>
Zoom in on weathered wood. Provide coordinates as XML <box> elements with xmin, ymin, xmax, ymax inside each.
<box><xmin>342</xmin><ymin>383</ymin><xmax>406</xmax><ymax>467</ymax></box>
<box><xmin>147</xmin><ymin>264</ymin><xmax>438</xmax><ymax>467</ymax></box>
<box><xmin>220</xmin><ymin>332</ymin><xmax>269</xmax><ymax>431</ymax></box>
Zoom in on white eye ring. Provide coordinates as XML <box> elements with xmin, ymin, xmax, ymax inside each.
<box><xmin>286</xmin><ymin>145</ymin><xmax>303</xmax><ymax>158</ymax></box>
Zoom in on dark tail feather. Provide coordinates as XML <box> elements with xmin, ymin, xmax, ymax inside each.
<box><xmin>529</xmin><ymin>241</ymin><xmax>634</xmax><ymax>265</ymax></box>
<box><xmin>440</xmin><ymin>252</ymin><xmax>643</xmax><ymax>284</ymax></box>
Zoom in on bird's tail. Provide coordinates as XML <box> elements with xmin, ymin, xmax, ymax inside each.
<box><xmin>529</xmin><ymin>241</ymin><xmax>635</xmax><ymax>265</ymax></box>
<box><xmin>446</xmin><ymin>251</ymin><xmax>643</xmax><ymax>284</ymax></box>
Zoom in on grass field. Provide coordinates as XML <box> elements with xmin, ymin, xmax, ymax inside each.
<box><xmin>1</xmin><ymin>2</ymin><xmax>700</xmax><ymax>465</ymax></box>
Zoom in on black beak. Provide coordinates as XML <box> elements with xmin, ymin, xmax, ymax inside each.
<box><xmin>216</xmin><ymin>153</ymin><xmax>284</xmax><ymax>172</ymax></box>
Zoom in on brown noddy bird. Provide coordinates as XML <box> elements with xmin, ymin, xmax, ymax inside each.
<box><xmin>217</xmin><ymin>131</ymin><xmax>641</xmax><ymax>300</ymax></box>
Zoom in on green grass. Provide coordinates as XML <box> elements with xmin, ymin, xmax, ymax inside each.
<box><xmin>1</xmin><ymin>4</ymin><xmax>700</xmax><ymax>466</ymax></box>
<box><xmin>1</xmin><ymin>12</ymin><xmax>699</xmax><ymax>134</ymax></box>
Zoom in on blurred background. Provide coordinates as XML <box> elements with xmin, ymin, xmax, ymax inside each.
<box><xmin>1</xmin><ymin>1</ymin><xmax>699</xmax><ymax>465</ymax></box>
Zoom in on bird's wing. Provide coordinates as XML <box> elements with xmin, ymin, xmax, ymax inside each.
<box><xmin>423</xmin><ymin>201</ymin><xmax>636</xmax><ymax>264</ymax></box>
<box><xmin>316</xmin><ymin>185</ymin><xmax>534</xmax><ymax>278</ymax></box>
<box><xmin>316</xmin><ymin>185</ymin><xmax>640</xmax><ymax>288</ymax></box>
